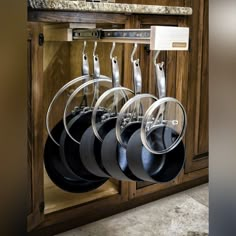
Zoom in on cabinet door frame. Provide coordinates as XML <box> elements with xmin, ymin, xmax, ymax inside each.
<box><xmin>184</xmin><ymin>0</ymin><xmax>209</xmax><ymax>173</ymax></box>
<box><xmin>27</xmin><ymin>22</ymin><xmax>45</xmax><ymax>231</ymax></box>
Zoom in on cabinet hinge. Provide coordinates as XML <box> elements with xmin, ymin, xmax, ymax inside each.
<box><xmin>38</xmin><ymin>33</ymin><xmax>44</xmax><ymax>46</ymax></box>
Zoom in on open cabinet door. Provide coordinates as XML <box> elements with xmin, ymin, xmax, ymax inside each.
<box><xmin>27</xmin><ymin>22</ymin><xmax>45</xmax><ymax>231</ymax></box>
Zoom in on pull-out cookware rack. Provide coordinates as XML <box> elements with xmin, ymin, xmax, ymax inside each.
<box><xmin>45</xmin><ymin>25</ymin><xmax>189</xmax><ymax>50</ymax></box>
<box><xmin>44</xmin><ymin>25</ymin><xmax>190</xmax><ymax>192</ymax></box>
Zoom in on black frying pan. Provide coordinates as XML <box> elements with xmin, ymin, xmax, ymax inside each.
<box><xmin>126</xmin><ymin>126</ymin><xmax>184</xmax><ymax>183</ymax></box>
<box><xmin>60</xmin><ymin>54</ymin><xmax>113</xmax><ymax>181</ymax></box>
<box><xmin>79</xmin><ymin>53</ymin><xmax>133</xmax><ymax>178</ymax></box>
<box><xmin>44</xmin><ymin>113</ymin><xmax>107</xmax><ymax>193</ymax></box>
<box><xmin>60</xmin><ymin>108</ymin><xmax>110</xmax><ymax>180</ymax></box>
<box><xmin>100</xmin><ymin>52</ymin><xmax>150</xmax><ymax>181</ymax></box>
<box><xmin>125</xmin><ymin>60</ymin><xmax>187</xmax><ymax>182</ymax></box>
<box><xmin>44</xmin><ymin>58</ymin><xmax>109</xmax><ymax>192</ymax></box>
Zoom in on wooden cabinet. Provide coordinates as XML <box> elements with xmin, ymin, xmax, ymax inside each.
<box><xmin>27</xmin><ymin>1</ymin><xmax>208</xmax><ymax>235</ymax></box>
<box><xmin>185</xmin><ymin>0</ymin><xmax>209</xmax><ymax>173</ymax></box>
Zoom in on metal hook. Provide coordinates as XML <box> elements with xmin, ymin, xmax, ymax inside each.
<box><xmin>110</xmin><ymin>42</ymin><xmax>116</xmax><ymax>60</ymax></box>
<box><xmin>93</xmin><ymin>41</ymin><xmax>98</xmax><ymax>57</ymax></box>
<box><xmin>131</xmin><ymin>43</ymin><xmax>138</xmax><ymax>63</ymax></box>
<box><xmin>82</xmin><ymin>41</ymin><xmax>87</xmax><ymax>55</ymax></box>
<box><xmin>153</xmin><ymin>50</ymin><xmax>161</xmax><ymax>65</ymax></box>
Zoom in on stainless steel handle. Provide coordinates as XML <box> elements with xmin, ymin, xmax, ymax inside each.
<box><xmin>156</xmin><ymin>61</ymin><xmax>166</xmax><ymax>98</ymax></box>
<box><xmin>133</xmin><ymin>59</ymin><xmax>142</xmax><ymax>95</ymax></box>
<box><xmin>92</xmin><ymin>42</ymin><xmax>101</xmax><ymax>106</ymax></box>
<box><xmin>111</xmin><ymin>57</ymin><xmax>120</xmax><ymax>88</ymax></box>
<box><xmin>154</xmin><ymin>59</ymin><xmax>166</xmax><ymax>123</ymax></box>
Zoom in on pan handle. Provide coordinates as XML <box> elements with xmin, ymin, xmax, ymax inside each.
<box><xmin>82</xmin><ymin>41</ymin><xmax>90</xmax><ymax>76</ymax></box>
<box><xmin>156</xmin><ymin>61</ymin><xmax>166</xmax><ymax>99</ymax></box>
<box><xmin>111</xmin><ymin>43</ymin><xmax>121</xmax><ymax>113</ymax></box>
<box><xmin>131</xmin><ymin>43</ymin><xmax>142</xmax><ymax>95</ymax></box>
<box><xmin>154</xmin><ymin>60</ymin><xmax>166</xmax><ymax>123</ymax></box>
<box><xmin>91</xmin><ymin>42</ymin><xmax>101</xmax><ymax>107</ymax></box>
<box><xmin>82</xmin><ymin>41</ymin><xmax>90</xmax><ymax>100</ymax></box>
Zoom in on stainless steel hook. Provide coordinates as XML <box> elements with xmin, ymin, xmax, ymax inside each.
<box><xmin>110</xmin><ymin>42</ymin><xmax>116</xmax><ymax>60</ymax></box>
<box><xmin>82</xmin><ymin>41</ymin><xmax>87</xmax><ymax>55</ymax></box>
<box><xmin>131</xmin><ymin>43</ymin><xmax>138</xmax><ymax>63</ymax></box>
<box><xmin>93</xmin><ymin>41</ymin><xmax>98</xmax><ymax>57</ymax></box>
<box><xmin>153</xmin><ymin>50</ymin><xmax>161</xmax><ymax>66</ymax></box>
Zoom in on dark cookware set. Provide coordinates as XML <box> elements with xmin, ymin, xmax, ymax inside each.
<box><xmin>44</xmin><ymin>42</ymin><xmax>187</xmax><ymax>193</ymax></box>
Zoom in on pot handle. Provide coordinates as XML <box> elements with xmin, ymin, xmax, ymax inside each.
<box><xmin>110</xmin><ymin>42</ymin><xmax>121</xmax><ymax>112</ymax></box>
<box><xmin>82</xmin><ymin>41</ymin><xmax>90</xmax><ymax>99</ymax></box>
<box><xmin>131</xmin><ymin>43</ymin><xmax>142</xmax><ymax>95</ymax></box>
<box><xmin>154</xmin><ymin>54</ymin><xmax>166</xmax><ymax>122</ymax></box>
<box><xmin>82</xmin><ymin>41</ymin><xmax>89</xmax><ymax>76</ymax></box>
<box><xmin>91</xmin><ymin>41</ymin><xmax>101</xmax><ymax>106</ymax></box>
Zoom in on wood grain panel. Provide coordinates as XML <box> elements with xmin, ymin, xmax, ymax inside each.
<box><xmin>27</xmin><ymin>33</ymin><xmax>33</xmax><ymax>216</ymax></box>
<box><xmin>27</xmin><ymin>22</ymin><xmax>45</xmax><ymax>231</ymax></box>
<box><xmin>44</xmin><ymin>174</ymin><xmax>119</xmax><ymax>214</ymax></box>
<box><xmin>184</xmin><ymin>0</ymin><xmax>209</xmax><ymax>172</ymax></box>
<box><xmin>198</xmin><ymin>0</ymin><xmax>209</xmax><ymax>155</ymax></box>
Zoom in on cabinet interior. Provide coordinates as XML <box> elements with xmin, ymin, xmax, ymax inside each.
<box><xmin>42</xmin><ymin>24</ymin><xmax>127</xmax><ymax>213</ymax></box>
<box><xmin>44</xmin><ymin>171</ymin><xmax>119</xmax><ymax>214</ymax></box>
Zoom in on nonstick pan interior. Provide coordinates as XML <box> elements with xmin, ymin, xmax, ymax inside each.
<box><xmin>126</xmin><ymin>126</ymin><xmax>185</xmax><ymax>183</ymax></box>
<box><xmin>60</xmin><ymin>110</ymin><xmax>109</xmax><ymax>181</ymax></box>
<box><xmin>80</xmin><ymin>117</ymin><xmax>117</xmax><ymax>178</ymax></box>
<box><xmin>44</xmin><ymin>116</ymin><xmax>107</xmax><ymax>193</ymax></box>
<box><xmin>101</xmin><ymin>122</ymin><xmax>142</xmax><ymax>181</ymax></box>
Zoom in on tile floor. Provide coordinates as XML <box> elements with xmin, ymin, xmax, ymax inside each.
<box><xmin>56</xmin><ymin>184</ymin><xmax>209</xmax><ymax>236</ymax></box>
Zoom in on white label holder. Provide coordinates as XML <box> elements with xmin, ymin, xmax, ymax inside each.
<box><xmin>150</xmin><ymin>26</ymin><xmax>189</xmax><ymax>51</ymax></box>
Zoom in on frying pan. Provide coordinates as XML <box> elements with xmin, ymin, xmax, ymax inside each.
<box><xmin>60</xmin><ymin>44</ymin><xmax>113</xmax><ymax>182</ymax></box>
<box><xmin>80</xmin><ymin>43</ymin><xmax>134</xmax><ymax>178</ymax></box>
<box><xmin>100</xmin><ymin>44</ymin><xmax>160</xmax><ymax>181</ymax></box>
<box><xmin>126</xmin><ymin>56</ymin><xmax>187</xmax><ymax>183</ymax></box>
<box><xmin>44</xmin><ymin>43</ymin><xmax>107</xmax><ymax>192</ymax></box>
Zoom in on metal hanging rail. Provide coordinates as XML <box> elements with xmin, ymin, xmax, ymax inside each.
<box><xmin>44</xmin><ymin>25</ymin><xmax>189</xmax><ymax>50</ymax></box>
<box><xmin>72</xmin><ymin>28</ymin><xmax>151</xmax><ymax>44</ymax></box>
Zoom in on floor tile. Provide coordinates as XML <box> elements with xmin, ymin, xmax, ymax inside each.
<box><xmin>184</xmin><ymin>184</ymin><xmax>209</xmax><ymax>207</ymax></box>
<box><xmin>56</xmin><ymin>184</ymin><xmax>209</xmax><ymax>236</ymax></box>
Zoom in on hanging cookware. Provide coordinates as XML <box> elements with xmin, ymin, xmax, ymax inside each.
<box><xmin>44</xmin><ymin>42</ymin><xmax>108</xmax><ymax>192</ymax></box>
<box><xmin>126</xmin><ymin>53</ymin><xmax>187</xmax><ymax>183</ymax></box>
<box><xmin>60</xmin><ymin>41</ymin><xmax>112</xmax><ymax>182</ymax></box>
<box><xmin>100</xmin><ymin>44</ymin><xmax>160</xmax><ymax>181</ymax></box>
<box><xmin>80</xmin><ymin>42</ymin><xmax>134</xmax><ymax>178</ymax></box>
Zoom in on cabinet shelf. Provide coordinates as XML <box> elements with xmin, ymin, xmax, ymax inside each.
<box><xmin>44</xmin><ymin>171</ymin><xmax>119</xmax><ymax>214</ymax></box>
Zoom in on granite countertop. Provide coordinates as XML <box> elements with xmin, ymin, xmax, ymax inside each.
<box><xmin>28</xmin><ymin>0</ymin><xmax>192</xmax><ymax>16</ymax></box>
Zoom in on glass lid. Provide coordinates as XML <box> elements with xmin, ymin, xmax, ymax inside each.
<box><xmin>116</xmin><ymin>94</ymin><xmax>158</xmax><ymax>148</ymax></box>
<box><xmin>92</xmin><ymin>87</ymin><xmax>134</xmax><ymax>141</ymax></box>
<box><xmin>141</xmin><ymin>97</ymin><xmax>187</xmax><ymax>155</ymax></box>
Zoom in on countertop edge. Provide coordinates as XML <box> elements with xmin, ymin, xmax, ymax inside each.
<box><xmin>28</xmin><ymin>1</ymin><xmax>192</xmax><ymax>16</ymax></box>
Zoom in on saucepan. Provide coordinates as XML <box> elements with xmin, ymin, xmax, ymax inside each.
<box><xmin>101</xmin><ymin>44</ymin><xmax>161</xmax><ymax>181</ymax></box>
<box><xmin>60</xmin><ymin>41</ymin><xmax>113</xmax><ymax>187</ymax></box>
<box><xmin>80</xmin><ymin>42</ymin><xmax>134</xmax><ymax>178</ymax></box>
<box><xmin>126</xmin><ymin>51</ymin><xmax>187</xmax><ymax>183</ymax></box>
<box><xmin>44</xmin><ymin>42</ymin><xmax>110</xmax><ymax>192</ymax></box>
